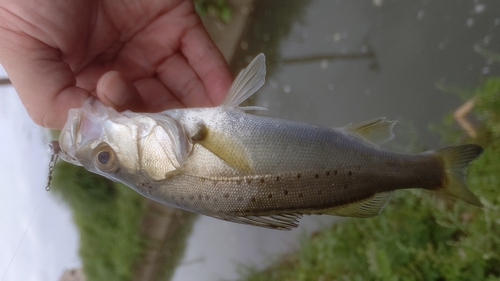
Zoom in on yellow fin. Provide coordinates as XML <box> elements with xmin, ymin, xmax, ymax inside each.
<box><xmin>436</xmin><ymin>144</ymin><xmax>483</xmax><ymax>207</ymax></box>
<box><xmin>346</xmin><ymin>117</ymin><xmax>396</xmax><ymax>146</ymax></box>
<box><xmin>195</xmin><ymin>125</ymin><xmax>253</xmax><ymax>173</ymax></box>
<box><xmin>322</xmin><ymin>192</ymin><xmax>392</xmax><ymax>218</ymax></box>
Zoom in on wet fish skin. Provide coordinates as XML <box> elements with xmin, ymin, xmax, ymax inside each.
<box><xmin>58</xmin><ymin>53</ymin><xmax>483</xmax><ymax>230</ymax></box>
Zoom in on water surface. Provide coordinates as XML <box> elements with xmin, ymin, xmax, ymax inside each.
<box><xmin>173</xmin><ymin>1</ymin><xmax>500</xmax><ymax>280</ymax></box>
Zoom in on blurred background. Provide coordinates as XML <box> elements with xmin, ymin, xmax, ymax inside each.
<box><xmin>1</xmin><ymin>0</ymin><xmax>499</xmax><ymax>280</ymax></box>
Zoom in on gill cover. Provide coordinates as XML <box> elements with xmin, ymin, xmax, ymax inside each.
<box><xmin>60</xmin><ymin>97</ymin><xmax>190</xmax><ymax>182</ymax></box>
<box><xmin>138</xmin><ymin>113</ymin><xmax>190</xmax><ymax>181</ymax></box>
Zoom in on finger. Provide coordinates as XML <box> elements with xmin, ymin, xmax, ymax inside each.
<box><xmin>133</xmin><ymin>77</ymin><xmax>185</xmax><ymax>111</ymax></box>
<box><xmin>0</xmin><ymin>33</ymin><xmax>90</xmax><ymax>129</ymax></box>
<box><xmin>156</xmin><ymin>53</ymin><xmax>213</xmax><ymax>107</ymax></box>
<box><xmin>96</xmin><ymin>70</ymin><xmax>144</xmax><ymax>112</ymax></box>
<box><xmin>181</xmin><ymin>24</ymin><xmax>233</xmax><ymax>105</ymax></box>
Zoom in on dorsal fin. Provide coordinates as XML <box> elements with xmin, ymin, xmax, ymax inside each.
<box><xmin>345</xmin><ymin>117</ymin><xmax>396</xmax><ymax>146</ymax></box>
<box><xmin>221</xmin><ymin>53</ymin><xmax>266</xmax><ymax>108</ymax></box>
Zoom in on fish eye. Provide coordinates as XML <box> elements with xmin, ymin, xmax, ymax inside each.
<box><xmin>93</xmin><ymin>143</ymin><xmax>119</xmax><ymax>173</ymax></box>
<box><xmin>97</xmin><ymin>151</ymin><xmax>111</xmax><ymax>165</ymax></box>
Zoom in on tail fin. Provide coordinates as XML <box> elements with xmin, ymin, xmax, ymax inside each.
<box><xmin>436</xmin><ymin>144</ymin><xmax>483</xmax><ymax>207</ymax></box>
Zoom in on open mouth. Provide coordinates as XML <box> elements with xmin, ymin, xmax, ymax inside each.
<box><xmin>57</xmin><ymin>98</ymin><xmax>117</xmax><ymax>166</ymax></box>
<box><xmin>58</xmin><ymin>108</ymin><xmax>85</xmax><ymax>166</ymax></box>
<box><xmin>58</xmin><ymin>103</ymin><xmax>108</xmax><ymax>166</ymax></box>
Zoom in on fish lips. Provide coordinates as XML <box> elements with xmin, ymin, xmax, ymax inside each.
<box><xmin>58</xmin><ymin>108</ymin><xmax>84</xmax><ymax>165</ymax></box>
<box><xmin>59</xmin><ymin>108</ymin><xmax>104</xmax><ymax>166</ymax></box>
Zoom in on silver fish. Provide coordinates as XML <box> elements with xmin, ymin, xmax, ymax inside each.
<box><xmin>58</xmin><ymin>54</ymin><xmax>483</xmax><ymax>230</ymax></box>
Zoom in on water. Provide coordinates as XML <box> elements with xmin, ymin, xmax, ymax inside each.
<box><xmin>0</xmin><ymin>82</ymin><xmax>80</xmax><ymax>281</ymax></box>
<box><xmin>172</xmin><ymin>1</ymin><xmax>500</xmax><ymax>280</ymax></box>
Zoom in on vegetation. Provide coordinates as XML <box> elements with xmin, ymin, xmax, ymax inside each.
<box><xmin>51</xmin><ymin>162</ymin><xmax>147</xmax><ymax>281</ymax></box>
<box><xmin>236</xmin><ymin>78</ymin><xmax>500</xmax><ymax>280</ymax></box>
<box><xmin>47</xmin><ymin>3</ymin><xmax>226</xmax><ymax>280</ymax></box>
<box><xmin>194</xmin><ymin>0</ymin><xmax>232</xmax><ymax>23</ymax></box>
<box><xmin>51</xmin><ymin>159</ymin><xmax>197</xmax><ymax>281</ymax></box>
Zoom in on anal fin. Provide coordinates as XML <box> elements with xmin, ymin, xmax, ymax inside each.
<box><xmin>322</xmin><ymin>192</ymin><xmax>392</xmax><ymax>218</ymax></box>
<box><xmin>220</xmin><ymin>213</ymin><xmax>302</xmax><ymax>230</ymax></box>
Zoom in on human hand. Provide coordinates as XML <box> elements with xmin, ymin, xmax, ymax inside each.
<box><xmin>0</xmin><ymin>0</ymin><xmax>232</xmax><ymax>129</ymax></box>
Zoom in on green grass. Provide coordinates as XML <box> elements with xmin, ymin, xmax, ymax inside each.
<box><xmin>46</xmin><ymin>3</ymin><xmax>229</xmax><ymax>280</ymax></box>
<box><xmin>50</xmin><ymin>161</ymin><xmax>198</xmax><ymax>281</ymax></box>
<box><xmin>236</xmin><ymin>77</ymin><xmax>500</xmax><ymax>281</ymax></box>
<box><xmin>194</xmin><ymin>0</ymin><xmax>232</xmax><ymax>23</ymax></box>
<box><xmin>51</xmin><ymin>162</ymin><xmax>147</xmax><ymax>281</ymax></box>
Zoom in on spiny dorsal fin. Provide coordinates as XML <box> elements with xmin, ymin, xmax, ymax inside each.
<box><xmin>221</xmin><ymin>53</ymin><xmax>266</xmax><ymax>108</ymax></box>
<box><xmin>220</xmin><ymin>213</ymin><xmax>302</xmax><ymax>230</ymax></box>
<box><xmin>346</xmin><ymin>117</ymin><xmax>396</xmax><ymax>146</ymax></box>
<box><xmin>322</xmin><ymin>192</ymin><xmax>392</xmax><ymax>218</ymax></box>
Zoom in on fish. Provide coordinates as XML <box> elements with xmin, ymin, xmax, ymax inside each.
<box><xmin>57</xmin><ymin>53</ymin><xmax>483</xmax><ymax>230</ymax></box>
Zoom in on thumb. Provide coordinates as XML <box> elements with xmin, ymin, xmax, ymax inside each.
<box><xmin>96</xmin><ymin>71</ymin><xmax>144</xmax><ymax>112</ymax></box>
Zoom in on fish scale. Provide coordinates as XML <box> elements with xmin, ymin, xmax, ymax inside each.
<box><xmin>57</xmin><ymin>53</ymin><xmax>484</xmax><ymax>230</ymax></box>
<box><xmin>151</xmin><ymin>135</ymin><xmax>440</xmax><ymax>216</ymax></box>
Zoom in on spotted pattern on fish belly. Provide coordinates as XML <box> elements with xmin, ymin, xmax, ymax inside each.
<box><xmin>156</xmin><ymin>166</ymin><xmax>399</xmax><ymax>217</ymax></box>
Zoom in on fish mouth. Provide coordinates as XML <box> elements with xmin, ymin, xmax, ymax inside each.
<box><xmin>58</xmin><ymin>108</ymin><xmax>85</xmax><ymax>166</ymax></box>
<box><xmin>58</xmin><ymin>97</ymin><xmax>120</xmax><ymax>166</ymax></box>
<box><xmin>58</xmin><ymin>98</ymin><xmax>112</xmax><ymax>166</ymax></box>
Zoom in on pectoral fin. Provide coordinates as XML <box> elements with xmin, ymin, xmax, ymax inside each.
<box><xmin>194</xmin><ymin>124</ymin><xmax>253</xmax><ymax>173</ymax></box>
<box><xmin>321</xmin><ymin>192</ymin><xmax>392</xmax><ymax>218</ymax></box>
<box><xmin>345</xmin><ymin>117</ymin><xmax>396</xmax><ymax>146</ymax></box>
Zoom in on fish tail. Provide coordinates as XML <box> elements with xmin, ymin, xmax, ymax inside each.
<box><xmin>435</xmin><ymin>144</ymin><xmax>483</xmax><ymax>207</ymax></box>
